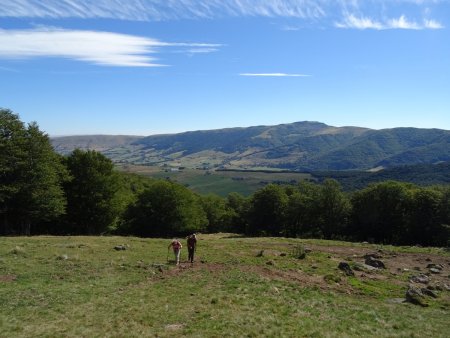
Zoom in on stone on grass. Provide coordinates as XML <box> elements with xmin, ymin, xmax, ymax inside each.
<box><xmin>365</xmin><ymin>256</ymin><xmax>386</xmax><ymax>269</ymax></box>
<box><xmin>353</xmin><ymin>263</ymin><xmax>378</xmax><ymax>272</ymax></box>
<box><xmin>429</xmin><ymin>268</ymin><xmax>441</xmax><ymax>274</ymax></box>
<box><xmin>409</xmin><ymin>274</ymin><xmax>430</xmax><ymax>284</ymax></box>
<box><xmin>338</xmin><ymin>262</ymin><xmax>354</xmax><ymax>276</ymax></box>
<box><xmin>114</xmin><ymin>245</ymin><xmax>127</xmax><ymax>251</ymax></box>
<box><xmin>421</xmin><ymin>288</ymin><xmax>438</xmax><ymax>298</ymax></box>
<box><xmin>426</xmin><ymin>263</ymin><xmax>443</xmax><ymax>270</ymax></box>
<box><xmin>405</xmin><ymin>285</ymin><xmax>428</xmax><ymax>307</ymax></box>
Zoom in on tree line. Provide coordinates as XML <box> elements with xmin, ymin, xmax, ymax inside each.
<box><xmin>1</xmin><ymin>109</ymin><xmax>449</xmax><ymax>246</ymax></box>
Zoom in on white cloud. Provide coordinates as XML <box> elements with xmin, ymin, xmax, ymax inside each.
<box><xmin>335</xmin><ymin>14</ymin><xmax>384</xmax><ymax>30</ymax></box>
<box><xmin>0</xmin><ymin>0</ymin><xmax>327</xmax><ymax>20</ymax></box>
<box><xmin>240</xmin><ymin>73</ymin><xmax>310</xmax><ymax>77</ymax></box>
<box><xmin>336</xmin><ymin>13</ymin><xmax>444</xmax><ymax>30</ymax></box>
<box><xmin>388</xmin><ymin>15</ymin><xmax>421</xmax><ymax>29</ymax></box>
<box><xmin>424</xmin><ymin>19</ymin><xmax>444</xmax><ymax>29</ymax></box>
<box><xmin>0</xmin><ymin>1</ymin><xmax>444</xmax><ymax>31</ymax></box>
<box><xmin>0</xmin><ymin>28</ymin><xmax>220</xmax><ymax>67</ymax></box>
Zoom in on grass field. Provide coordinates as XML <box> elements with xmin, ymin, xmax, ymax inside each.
<box><xmin>1</xmin><ymin>234</ymin><xmax>449</xmax><ymax>337</ymax></box>
<box><xmin>118</xmin><ymin>165</ymin><xmax>313</xmax><ymax>196</ymax></box>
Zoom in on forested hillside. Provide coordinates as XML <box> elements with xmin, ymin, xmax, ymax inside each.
<box><xmin>51</xmin><ymin>122</ymin><xmax>450</xmax><ymax>170</ymax></box>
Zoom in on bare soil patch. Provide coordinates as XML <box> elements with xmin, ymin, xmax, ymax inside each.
<box><xmin>0</xmin><ymin>274</ymin><xmax>17</xmax><ymax>282</ymax></box>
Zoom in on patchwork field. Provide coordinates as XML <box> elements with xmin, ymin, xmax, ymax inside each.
<box><xmin>1</xmin><ymin>234</ymin><xmax>449</xmax><ymax>337</ymax></box>
<box><xmin>118</xmin><ymin>165</ymin><xmax>313</xmax><ymax>196</ymax></box>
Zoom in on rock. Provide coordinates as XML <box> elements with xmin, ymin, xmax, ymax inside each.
<box><xmin>311</xmin><ymin>265</ymin><xmax>318</xmax><ymax>269</ymax></box>
<box><xmin>256</xmin><ymin>250</ymin><xmax>264</xmax><ymax>257</ymax></box>
<box><xmin>421</xmin><ymin>288</ymin><xmax>438</xmax><ymax>298</ymax></box>
<box><xmin>338</xmin><ymin>262</ymin><xmax>354</xmax><ymax>276</ymax></box>
<box><xmin>405</xmin><ymin>285</ymin><xmax>428</xmax><ymax>307</ymax></box>
<box><xmin>431</xmin><ymin>283</ymin><xmax>444</xmax><ymax>291</ymax></box>
<box><xmin>279</xmin><ymin>253</ymin><xmax>287</xmax><ymax>257</ymax></box>
<box><xmin>266</xmin><ymin>260</ymin><xmax>275</xmax><ymax>266</ymax></box>
<box><xmin>364</xmin><ymin>252</ymin><xmax>383</xmax><ymax>259</ymax></box>
<box><xmin>365</xmin><ymin>256</ymin><xmax>386</xmax><ymax>269</ymax></box>
<box><xmin>56</xmin><ymin>254</ymin><xmax>68</xmax><ymax>260</ymax></box>
<box><xmin>304</xmin><ymin>248</ymin><xmax>312</xmax><ymax>253</ymax></box>
<box><xmin>429</xmin><ymin>268</ymin><xmax>441</xmax><ymax>274</ymax></box>
<box><xmin>409</xmin><ymin>274</ymin><xmax>430</xmax><ymax>284</ymax></box>
<box><xmin>426</xmin><ymin>263</ymin><xmax>443</xmax><ymax>270</ymax></box>
<box><xmin>444</xmin><ymin>284</ymin><xmax>450</xmax><ymax>291</ymax></box>
<box><xmin>114</xmin><ymin>245</ymin><xmax>126</xmax><ymax>251</ymax></box>
<box><xmin>353</xmin><ymin>263</ymin><xmax>378</xmax><ymax>272</ymax></box>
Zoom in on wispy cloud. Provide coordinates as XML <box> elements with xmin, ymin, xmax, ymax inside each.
<box><xmin>424</xmin><ymin>19</ymin><xmax>444</xmax><ymax>29</ymax></box>
<box><xmin>240</xmin><ymin>73</ymin><xmax>311</xmax><ymax>77</ymax></box>
<box><xmin>0</xmin><ymin>0</ymin><xmax>327</xmax><ymax>20</ymax></box>
<box><xmin>335</xmin><ymin>14</ymin><xmax>384</xmax><ymax>30</ymax></box>
<box><xmin>0</xmin><ymin>28</ymin><xmax>220</xmax><ymax>67</ymax></box>
<box><xmin>0</xmin><ymin>1</ymin><xmax>444</xmax><ymax>31</ymax></box>
<box><xmin>336</xmin><ymin>13</ymin><xmax>444</xmax><ymax>30</ymax></box>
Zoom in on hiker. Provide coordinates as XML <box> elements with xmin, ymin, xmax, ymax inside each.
<box><xmin>168</xmin><ymin>239</ymin><xmax>182</xmax><ymax>265</ymax></box>
<box><xmin>187</xmin><ymin>233</ymin><xmax>197</xmax><ymax>263</ymax></box>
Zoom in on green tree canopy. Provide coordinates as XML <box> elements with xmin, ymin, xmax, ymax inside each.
<box><xmin>0</xmin><ymin>109</ymin><xmax>67</xmax><ymax>235</ymax></box>
<box><xmin>247</xmin><ymin>184</ymin><xmax>288</xmax><ymax>236</ymax></box>
<box><xmin>351</xmin><ymin>181</ymin><xmax>414</xmax><ymax>244</ymax></box>
<box><xmin>317</xmin><ymin>179</ymin><xmax>351</xmax><ymax>239</ymax></box>
<box><xmin>64</xmin><ymin>149</ymin><xmax>120</xmax><ymax>234</ymax></box>
<box><xmin>123</xmin><ymin>180</ymin><xmax>207</xmax><ymax>237</ymax></box>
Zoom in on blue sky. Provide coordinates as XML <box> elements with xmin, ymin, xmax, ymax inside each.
<box><xmin>1</xmin><ymin>0</ymin><xmax>449</xmax><ymax>136</ymax></box>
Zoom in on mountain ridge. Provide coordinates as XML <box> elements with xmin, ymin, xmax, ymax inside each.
<box><xmin>50</xmin><ymin>121</ymin><xmax>450</xmax><ymax>171</ymax></box>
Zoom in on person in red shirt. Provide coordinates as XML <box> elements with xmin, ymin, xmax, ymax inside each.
<box><xmin>168</xmin><ymin>239</ymin><xmax>182</xmax><ymax>265</ymax></box>
<box><xmin>187</xmin><ymin>233</ymin><xmax>197</xmax><ymax>263</ymax></box>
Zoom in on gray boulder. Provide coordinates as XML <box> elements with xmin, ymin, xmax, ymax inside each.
<box><xmin>409</xmin><ymin>274</ymin><xmax>430</xmax><ymax>284</ymax></box>
<box><xmin>365</xmin><ymin>256</ymin><xmax>386</xmax><ymax>269</ymax></box>
<box><xmin>421</xmin><ymin>288</ymin><xmax>439</xmax><ymax>298</ymax></box>
<box><xmin>405</xmin><ymin>285</ymin><xmax>428</xmax><ymax>307</ymax></box>
<box><xmin>338</xmin><ymin>262</ymin><xmax>354</xmax><ymax>276</ymax></box>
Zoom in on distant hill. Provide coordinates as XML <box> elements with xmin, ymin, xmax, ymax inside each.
<box><xmin>51</xmin><ymin>122</ymin><xmax>450</xmax><ymax>171</ymax></box>
<box><xmin>51</xmin><ymin>135</ymin><xmax>143</xmax><ymax>154</ymax></box>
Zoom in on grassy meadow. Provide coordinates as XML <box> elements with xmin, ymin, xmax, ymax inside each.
<box><xmin>1</xmin><ymin>234</ymin><xmax>449</xmax><ymax>337</ymax></box>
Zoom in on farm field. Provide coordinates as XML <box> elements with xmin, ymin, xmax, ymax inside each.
<box><xmin>1</xmin><ymin>234</ymin><xmax>449</xmax><ymax>337</ymax></box>
<box><xmin>118</xmin><ymin>165</ymin><xmax>313</xmax><ymax>196</ymax></box>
